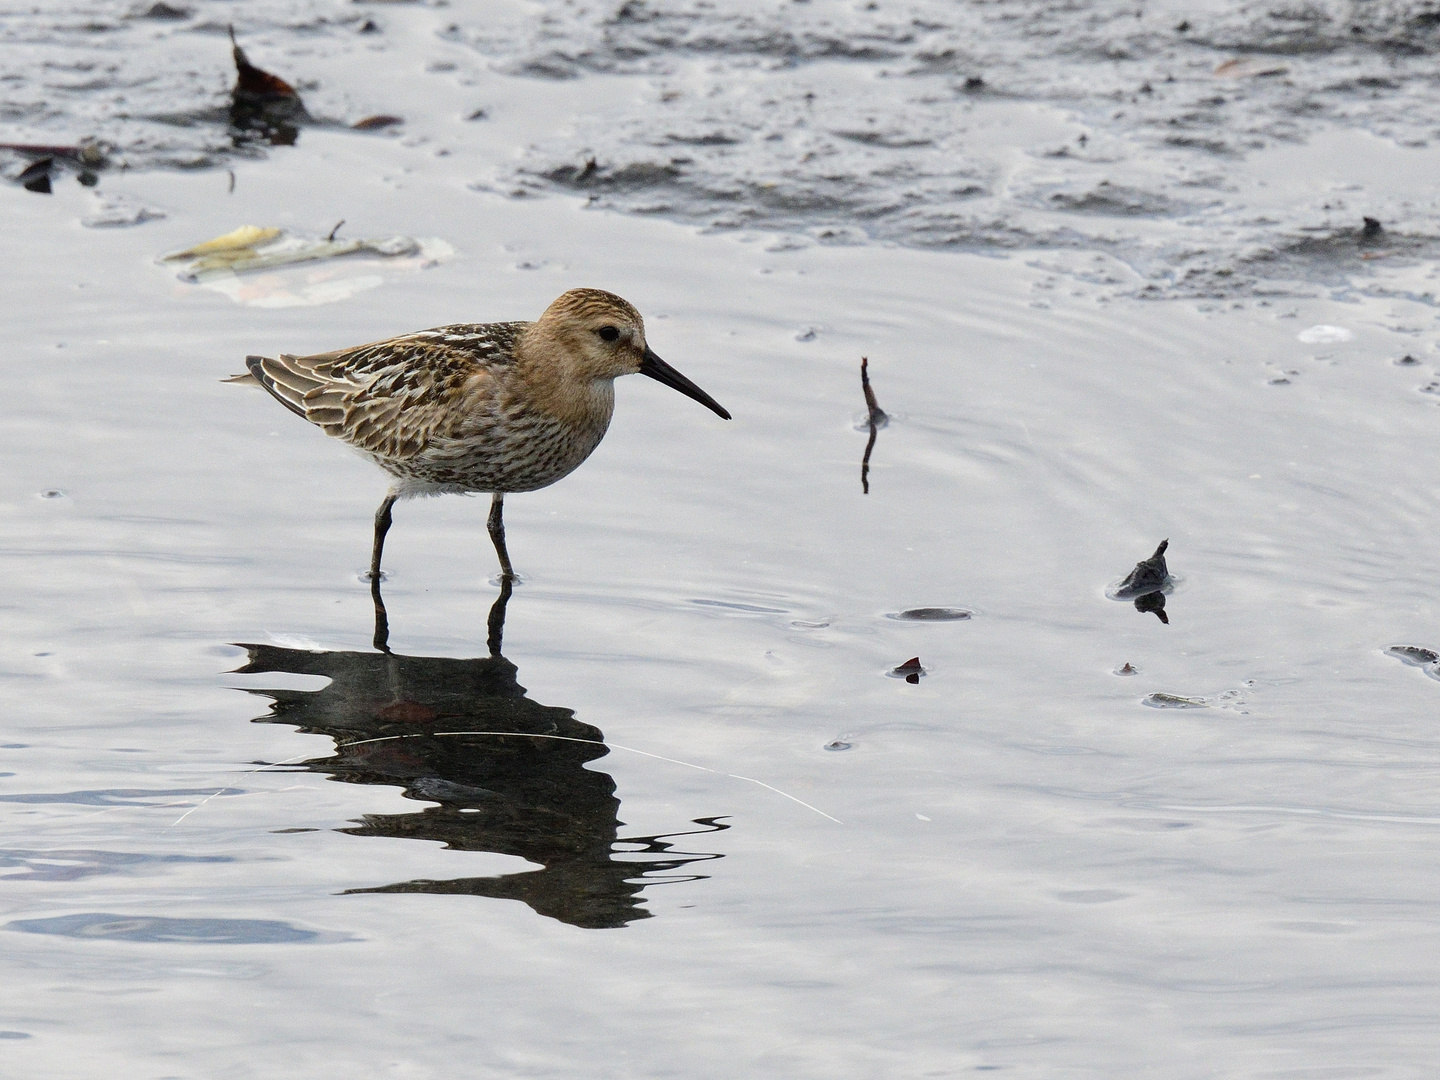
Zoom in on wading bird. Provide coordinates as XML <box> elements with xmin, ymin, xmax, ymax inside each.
<box><xmin>234</xmin><ymin>288</ymin><xmax>730</xmax><ymax>580</ymax></box>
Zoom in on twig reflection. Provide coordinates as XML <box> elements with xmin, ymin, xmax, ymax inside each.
<box><xmin>860</xmin><ymin>356</ymin><xmax>889</xmax><ymax>494</ymax></box>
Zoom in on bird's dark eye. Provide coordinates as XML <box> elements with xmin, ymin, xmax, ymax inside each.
<box><xmin>597</xmin><ymin>325</ymin><xmax>620</xmax><ymax>342</ymax></box>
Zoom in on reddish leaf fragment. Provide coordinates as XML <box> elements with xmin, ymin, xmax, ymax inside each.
<box><xmin>352</xmin><ymin>115</ymin><xmax>404</xmax><ymax>131</ymax></box>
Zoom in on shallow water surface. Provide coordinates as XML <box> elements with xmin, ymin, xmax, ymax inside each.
<box><xmin>4</xmin><ymin>2</ymin><xmax>1440</xmax><ymax>1078</ymax></box>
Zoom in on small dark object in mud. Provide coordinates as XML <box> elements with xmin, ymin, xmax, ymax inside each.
<box><xmin>18</xmin><ymin>158</ymin><xmax>52</xmax><ymax>194</ymax></box>
<box><xmin>1115</xmin><ymin>662</ymin><xmax>1137</xmax><ymax>676</ymax></box>
<box><xmin>1175</xmin><ymin>19</ymin><xmax>1191</xmax><ymax>32</ymax></box>
<box><xmin>1395</xmin><ymin>354</ymin><xmax>1420</xmax><ymax>366</ymax></box>
<box><xmin>228</xmin><ymin>26</ymin><xmax>307</xmax><ymax>146</ymax></box>
<box><xmin>1114</xmin><ymin>540</ymin><xmax>1170</xmax><ymax>599</ymax></box>
<box><xmin>352</xmin><ymin>115</ymin><xmax>404</xmax><ymax>131</ymax></box>
<box><xmin>326</xmin><ymin>219</ymin><xmax>345</xmax><ymax>242</ymax></box>
<box><xmin>358</xmin><ymin>18</ymin><xmax>380</xmax><ymax>33</ymax></box>
<box><xmin>860</xmin><ymin>356</ymin><xmax>888</xmax><ymax>494</ymax></box>
<box><xmin>887</xmin><ymin>608</ymin><xmax>972</xmax><ymax>622</ymax></box>
<box><xmin>963</xmin><ymin>76</ymin><xmax>985</xmax><ymax>92</ymax></box>
<box><xmin>580</xmin><ymin>156</ymin><xmax>599</xmax><ymax>179</ymax></box>
<box><xmin>890</xmin><ymin>657</ymin><xmax>926</xmax><ymax>684</ymax></box>
<box><xmin>824</xmin><ymin>740</ymin><xmax>852</xmax><ymax>752</ymax></box>
<box><xmin>1362</xmin><ymin>216</ymin><xmax>1383</xmax><ymax>239</ymax></box>
<box><xmin>467</xmin><ymin>108</ymin><xmax>489</xmax><ymax>121</ymax></box>
<box><xmin>138</xmin><ymin>2</ymin><xmax>190</xmax><ymax>18</ymax></box>
<box><xmin>1133</xmin><ymin>591</ymin><xmax>1168</xmax><ymax>624</ymax></box>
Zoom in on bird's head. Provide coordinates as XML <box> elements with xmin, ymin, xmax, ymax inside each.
<box><xmin>533</xmin><ymin>288</ymin><xmax>731</xmax><ymax>420</ymax></box>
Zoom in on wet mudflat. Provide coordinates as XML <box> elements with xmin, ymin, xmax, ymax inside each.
<box><xmin>5</xmin><ymin>3</ymin><xmax>1440</xmax><ymax>1077</ymax></box>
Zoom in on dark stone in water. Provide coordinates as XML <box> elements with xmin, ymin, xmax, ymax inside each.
<box><xmin>17</xmin><ymin>157</ymin><xmax>52</xmax><ymax>194</ymax></box>
<box><xmin>889</xmin><ymin>656</ymin><xmax>925</xmax><ymax>683</ymax></box>
<box><xmin>228</xmin><ymin>27</ymin><xmax>308</xmax><ymax>147</ymax></box>
<box><xmin>1386</xmin><ymin>645</ymin><xmax>1439</xmax><ymax>667</ymax></box>
<box><xmin>887</xmin><ymin>608</ymin><xmax>972</xmax><ymax>621</ymax></box>
<box><xmin>1113</xmin><ymin>539</ymin><xmax>1170</xmax><ymax>599</ymax></box>
<box><xmin>1362</xmin><ymin>215</ymin><xmax>1384</xmax><ymax>239</ymax></box>
<box><xmin>824</xmin><ymin>740</ymin><xmax>852</xmax><ymax>751</ymax></box>
<box><xmin>1143</xmin><ymin>692</ymin><xmax>1207</xmax><ymax>709</ymax></box>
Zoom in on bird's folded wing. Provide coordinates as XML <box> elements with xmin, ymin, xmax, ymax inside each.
<box><xmin>247</xmin><ymin>335</ymin><xmax>501</xmax><ymax>459</ymax></box>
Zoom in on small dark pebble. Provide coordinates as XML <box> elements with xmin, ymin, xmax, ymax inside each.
<box><xmin>889</xmin><ymin>656</ymin><xmax>926</xmax><ymax>683</ymax></box>
<box><xmin>1175</xmin><ymin>19</ymin><xmax>1191</xmax><ymax>32</ymax></box>
<box><xmin>358</xmin><ymin>18</ymin><xmax>380</xmax><ymax>33</ymax></box>
<box><xmin>963</xmin><ymin>76</ymin><xmax>985</xmax><ymax>91</ymax></box>
<box><xmin>1115</xmin><ymin>662</ymin><xmax>1137</xmax><ymax>676</ymax></box>
<box><xmin>1395</xmin><ymin>354</ymin><xmax>1420</xmax><ymax>366</ymax></box>
<box><xmin>139</xmin><ymin>1</ymin><xmax>190</xmax><ymax>18</ymax></box>
<box><xmin>39</xmin><ymin>490</ymin><xmax>65</xmax><ymax>499</ymax></box>
<box><xmin>824</xmin><ymin>740</ymin><xmax>852</xmax><ymax>752</ymax></box>
<box><xmin>887</xmin><ymin>607</ymin><xmax>972</xmax><ymax>621</ymax></box>
<box><xmin>1362</xmin><ymin>216</ymin><xmax>1383</xmax><ymax>238</ymax></box>
<box><xmin>18</xmin><ymin>157</ymin><xmax>53</xmax><ymax>194</ymax></box>
<box><xmin>467</xmin><ymin>108</ymin><xmax>488</xmax><ymax>121</ymax></box>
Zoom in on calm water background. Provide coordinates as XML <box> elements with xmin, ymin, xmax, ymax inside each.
<box><xmin>4</xmin><ymin>1</ymin><xmax>1440</xmax><ymax>1076</ymax></box>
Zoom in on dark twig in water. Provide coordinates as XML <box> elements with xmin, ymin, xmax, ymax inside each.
<box><xmin>860</xmin><ymin>356</ymin><xmax>889</xmax><ymax>494</ymax></box>
<box><xmin>227</xmin><ymin>169</ymin><xmax>235</xmax><ymax>194</ymax></box>
<box><xmin>326</xmin><ymin>219</ymin><xmax>344</xmax><ymax>242</ymax></box>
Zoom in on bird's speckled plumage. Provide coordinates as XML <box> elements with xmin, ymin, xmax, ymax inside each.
<box><xmin>235</xmin><ymin>288</ymin><xmax>730</xmax><ymax>579</ymax></box>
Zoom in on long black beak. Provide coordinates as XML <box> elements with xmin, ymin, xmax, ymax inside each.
<box><xmin>640</xmin><ymin>346</ymin><xmax>731</xmax><ymax>420</ymax></box>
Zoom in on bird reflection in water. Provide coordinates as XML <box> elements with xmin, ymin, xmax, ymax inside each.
<box><xmin>233</xmin><ymin>579</ymin><xmax>726</xmax><ymax>929</ymax></box>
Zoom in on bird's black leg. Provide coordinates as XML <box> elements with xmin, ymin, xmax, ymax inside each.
<box><xmin>370</xmin><ymin>492</ymin><xmax>398</xmax><ymax>580</ymax></box>
<box><xmin>487</xmin><ymin>491</ymin><xmax>515</xmax><ymax>581</ymax></box>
